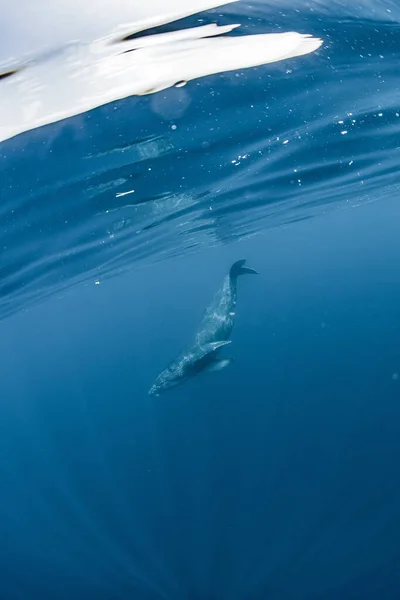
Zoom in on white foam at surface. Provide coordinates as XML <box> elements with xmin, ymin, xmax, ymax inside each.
<box><xmin>0</xmin><ymin>0</ymin><xmax>236</xmax><ymax>61</ymax></box>
<box><xmin>0</xmin><ymin>0</ymin><xmax>323</xmax><ymax>143</ymax></box>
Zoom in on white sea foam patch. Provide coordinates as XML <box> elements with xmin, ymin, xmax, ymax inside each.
<box><xmin>0</xmin><ymin>1</ymin><xmax>322</xmax><ymax>143</ymax></box>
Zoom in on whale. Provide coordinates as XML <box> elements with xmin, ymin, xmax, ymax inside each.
<box><xmin>148</xmin><ymin>259</ymin><xmax>258</xmax><ymax>396</ymax></box>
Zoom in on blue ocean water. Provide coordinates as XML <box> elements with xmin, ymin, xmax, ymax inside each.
<box><xmin>1</xmin><ymin>1</ymin><xmax>400</xmax><ymax>598</ymax></box>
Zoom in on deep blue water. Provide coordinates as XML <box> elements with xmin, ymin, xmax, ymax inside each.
<box><xmin>1</xmin><ymin>1</ymin><xmax>400</xmax><ymax>598</ymax></box>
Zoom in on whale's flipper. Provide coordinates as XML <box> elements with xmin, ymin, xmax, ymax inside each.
<box><xmin>205</xmin><ymin>358</ymin><xmax>233</xmax><ymax>373</ymax></box>
<box><xmin>202</xmin><ymin>340</ymin><xmax>232</xmax><ymax>354</ymax></box>
<box><xmin>230</xmin><ymin>259</ymin><xmax>259</xmax><ymax>279</ymax></box>
<box><xmin>194</xmin><ymin>340</ymin><xmax>232</xmax><ymax>363</ymax></box>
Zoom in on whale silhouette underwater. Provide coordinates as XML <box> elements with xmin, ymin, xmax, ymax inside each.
<box><xmin>148</xmin><ymin>259</ymin><xmax>258</xmax><ymax>396</ymax></box>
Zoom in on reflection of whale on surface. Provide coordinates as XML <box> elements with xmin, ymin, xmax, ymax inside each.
<box><xmin>148</xmin><ymin>259</ymin><xmax>258</xmax><ymax>396</ymax></box>
<box><xmin>0</xmin><ymin>0</ymin><xmax>323</xmax><ymax>143</ymax></box>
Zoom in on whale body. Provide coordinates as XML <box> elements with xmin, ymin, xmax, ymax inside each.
<box><xmin>148</xmin><ymin>259</ymin><xmax>258</xmax><ymax>396</ymax></box>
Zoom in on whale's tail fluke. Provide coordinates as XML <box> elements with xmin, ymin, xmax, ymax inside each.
<box><xmin>229</xmin><ymin>259</ymin><xmax>258</xmax><ymax>279</ymax></box>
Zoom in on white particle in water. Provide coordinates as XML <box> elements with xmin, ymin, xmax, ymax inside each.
<box><xmin>349</xmin><ymin>160</ymin><xmax>354</xmax><ymax>166</ymax></box>
<box><xmin>338</xmin><ymin>120</ymin><xmax>344</xmax><ymax>124</ymax></box>
<box><xmin>378</xmin><ymin>113</ymin><xmax>383</xmax><ymax>117</ymax></box>
<box><xmin>283</xmin><ymin>140</ymin><xmax>289</xmax><ymax>145</ymax></box>
<box><xmin>95</xmin><ymin>280</ymin><xmax>100</xmax><ymax>285</ymax></box>
<box><xmin>341</xmin><ymin>131</ymin><xmax>348</xmax><ymax>135</ymax></box>
<box><xmin>115</xmin><ymin>189</ymin><xmax>135</xmax><ymax>198</ymax></box>
<box><xmin>171</xmin><ymin>124</ymin><xmax>177</xmax><ymax>130</ymax></box>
